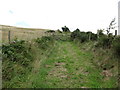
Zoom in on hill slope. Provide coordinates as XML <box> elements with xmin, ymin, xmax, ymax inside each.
<box><xmin>0</xmin><ymin>25</ymin><xmax>51</xmax><ymax>43</ymax></box>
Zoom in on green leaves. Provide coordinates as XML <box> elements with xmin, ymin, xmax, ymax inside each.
<box><xmin>112</xmin><ymin>36</ymin><xmax>120</xmax><ymax>58</ymax></box>
<box><xmin>36</xmin><ymin>36</ymin><xmax>54</xmax><ymax>50</ymax></box>
<box><xmin>2</xmin><ymin>39</ymin><xmax>32</xmax><ymax>66</ymax></box>
<box><xmin>62</xmin><ymin>26</ymin><xmax>70</xmax><ymax>32</ymax></box>
<box><xmin>71</xmin><ymin>29</ymin><xmax>97</xmax><ymax>43</ymax></box>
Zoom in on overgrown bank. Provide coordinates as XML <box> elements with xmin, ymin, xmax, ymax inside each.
<box><xmin>70</xmin><ymin>28</ymin><xmax>119</xmax><ymax>88</ymax></box>
<box><xmin>2</xmin><ymin>36</ymin><xmax>55</xmax><ymax>88</ymax></box>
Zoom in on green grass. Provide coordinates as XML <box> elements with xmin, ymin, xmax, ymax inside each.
<box><xmin>2</xmin><ymin>40</ymin><xmax>118</xmax><ymax>88</ymax></box>
<box><xmin>24</xmin><ymin>41</ymin><xmax>117</xmax><ymax>88</ymax></box>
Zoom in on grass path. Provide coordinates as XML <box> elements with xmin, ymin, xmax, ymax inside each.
<box><xmin>24</xmin><ymin>41</ymin><xmax>116</xmax><ymax>88</ymax></box>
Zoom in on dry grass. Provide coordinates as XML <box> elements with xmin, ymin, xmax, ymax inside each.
<box><xmin>0</xmin><ymin>25</ymin><xmax>50</xmax><ymax>43</ymax></box>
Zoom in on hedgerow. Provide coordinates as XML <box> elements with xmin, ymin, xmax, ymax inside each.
<box><xmin>2</xmin><ymin>36</ymin><xmax>55</xmax><ymax>87</ymax></box>
<box><xmin>2</xmin><ymin>39</ymin><xmax>33</xmax><ymax>66</ymax></box>
<box><xmin>112</xmin><ymin>36</ymin><xmax>120</xmax><ymax>58</ymax></box>
<box><xmin>35</xmin><ymin>36</ymin><xmax>54</xmax><ymax>50</ymax></box>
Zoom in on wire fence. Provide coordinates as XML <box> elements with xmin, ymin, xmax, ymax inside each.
<box><xmin>1</xmin><ymin>29</ymin><xmax>48</xmax><ymax>44</ymax></box>
<box><xmin>0</xmin><ymin>29</ymin><xmax>72</xmax><ymax>44</ymax></box>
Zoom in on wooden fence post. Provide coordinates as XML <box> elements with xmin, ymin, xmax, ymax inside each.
<box><xmin>89</xmin><ymin>33</ymin><xmax>91</xmax><ymax>41</ymax></box>
<box><xmin>8</xmin><ymin>31</ymin><xmax>11</xmax><ymax>43</ymax></box>
<box><xmin>97</xmin><ymin>30</ymin><xmax>99</xmax><ymax>39</ymax></box>
<box><xmin>115</xmin><ymin>30</ymin><xmax>117</xmax><ymax>36</ymax></box>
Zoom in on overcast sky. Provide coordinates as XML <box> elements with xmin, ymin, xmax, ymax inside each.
<box><xmin>0</xmin><ymin>0</ymin><xmax>119</xmax><ymax>33</ymax></box>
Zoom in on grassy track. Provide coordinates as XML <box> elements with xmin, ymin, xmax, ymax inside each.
<box><xmin>21</xmin><ymin>41</ymin><xmax>116</xmax><ymax>88</ymax></box>
<box><xmin>14</xmin><ymin>41</ymin><xmax>117</xmax><ymax>88</ymax></box>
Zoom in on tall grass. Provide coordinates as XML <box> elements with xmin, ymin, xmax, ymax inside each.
<box><xmin>2</xmin><ymin>36</ymin><xmax>55</xmax><ymax>88</ymax></box>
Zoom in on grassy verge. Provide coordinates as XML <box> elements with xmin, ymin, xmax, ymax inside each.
<box><xmin>2</xmin><ymin>36</ymin><xmax>55</xmax><ymax>88</ymax></box>
<box><xmin>75</xmin><ymin>41</ymin><xmax>118</xmax><ymax>88</ymax></box>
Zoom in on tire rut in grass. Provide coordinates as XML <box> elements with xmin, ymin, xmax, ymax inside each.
<box><xmin>45</xmin><ymin>41</ymin><xmax>93</xmax><ymax>88</ymax></box>
<box><xmin>32</xmin><ymin>41</ymin><xmax>104</xmax><ymax>88</ymax></box>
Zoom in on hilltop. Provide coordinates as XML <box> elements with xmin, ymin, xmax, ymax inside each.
<box><xmin>0</xmin><ymin>24</ymin><xmax>50</xmax><ymax>31</ymax></box>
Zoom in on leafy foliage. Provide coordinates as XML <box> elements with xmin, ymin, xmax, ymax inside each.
<box><xmin>2</xmin><ymin>36</ymin><xmax>55</xmax><ymax>87</ymax></box>
<box><xmin>46</xmin><ymin>30</ymin><xmax>55</xmax><ymax>33</ymax></box>
<box><xmin>112</xmin><ymin>36</ymin><xmax>120</xmax><ymax>58</ymax></box>
<box><xmin>97</xmin><ymin>29</ymin><xmax>104</xmax><ymax>36</ymax></box>
<box><xmin>96</xmin><ymin>35</ymin><xmax>113</xmax><ymax>48</ymax></box>
<box><xmin>36</xmin><ymin>36</ymin><xmax>54</xmax><ymax>50</ymax></box>
<box><xmin>71</xmin><ymin>29</ymin><xmax>97</xmax><ymax>43</ymax></box>
<box><xmin>2</xmin><ymin>39</ymin><xmax>32</xmax><ymax>66</ymax></box>
<box><xmin>2</xmin><ymin>39</ymin><xmax>33</xmax><ymax>83</ymax></box>
<box><xmin>57</xmin><ymin>29</ymin><xmax>62</xmax><ymax>33</ymax></box>
<box><xmin>70</xmin><ymin>28</ymin><xmax>80</xmax><ymax>40</ymax></box>
<box><xmin>106</xmin><ymin>18</ymin><xmax>116</xmax><ymax>35</ymax></box>
<box><xmin>62</xmin><ymin>26</ymin><xmax>70</xmax><ymax>32</ymax></box>
<box><xmin>79</xmin><ymin>32</ymin><xmax>88</xmax><ymax>43</ymax></box>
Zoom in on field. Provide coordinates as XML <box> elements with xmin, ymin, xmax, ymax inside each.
<box><xmin>0</xmin><ymin>25</ymin><xmax>50</xmax><ymax>43</ymax></box>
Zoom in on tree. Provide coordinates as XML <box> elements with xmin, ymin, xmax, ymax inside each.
<box><xmin>75</xmin><ymin>28</ymin><xmax>80</xmax><ymax>32</ymax></box>
<box><xmin>46</xmin><ymin>30</ymin><xmax>55</xmax><ymax>33</ymax></box>
<box><xmin>97</xmin><ymin>29</ymin><xmax>104</xmax><ymax>39</ymax></box>
<box><xmin>61</xmin><ymin>26</ymin><xmax>70</xmax><ymax>32</ymax></box>
<box><xmin>71</xmin><ymin>28</ymin><xmax>80</xmax><ymax>40</ymax></box>
<box><xmin>57</xmin><ymin>29</ymin><xmax>62</xmax><ymax>33</ymax></box>
<box><xmin>106</xmin><ymin>18</ymin><xmax>116</xmax><ymax>35</ymax></box>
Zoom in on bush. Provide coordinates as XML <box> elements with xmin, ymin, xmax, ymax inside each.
<box><xmin>62</xmin><ymin>26</ymin><xmax>70</xmax><ymax>32</ymax></box>
<box><xmin>2</xmin><ymin>39</ymin><xmax>33</xmax><ymax>66</ymax></box>
<box><xmin>112</xmin><ymin>36</ymin><xmax>120</xmax><ymax>58</ymax></box>
<box><xmin>71</xmin><ymin>30</ymin><xmax>89</xmax><ymax>43</ymax></box>
<box><xmin>79</xmin><ymin>32</ymin><xmax>88</xmax><ymax>43</ymax></box>
<box><xmin>96</xmin><ymin>35</ymin><xmax>113</xmax><ymax>48</ymax></box>
<box><xmin>46</xmin><ymin>30</ymin><xmax>55</xmax><ymax>33</ymax></box>
<box><xmin>71</xmin><ymin>28</ymin><xmax>80</xmax><ymax>40</ymax></box>
<box><xmin>2</xmin><ymin>39</ymin><xmax>33</xmax><ymax>82</ymax></box>
<box><xmin>91</xmin><ymin>33</ymin><xmax>98</xmax><ymax>41</ymax></box>
<box><xmin>36</xmin><ymin>36</ymin><xmax>54</xmax><ymax>50</ymax></box>
<box><xmin>57</xmin><ymin>29</ymin><xmax>62</xmax><ymax>33</ymax></box>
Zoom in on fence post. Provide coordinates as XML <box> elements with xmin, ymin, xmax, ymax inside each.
<box><xmin>89</xmin><ymin>33</ymin><xmax>91</xmax><ymax>41</ymax></box>
<box><xmin>115</xmin><ymin>30</ymin><xmax>117</xmax><ymax>36</ymax></box>
<box><xmin>97</xmin><ymin>30</ymin><xmax>99</xmax><ymax>39</ymax></box>
<box><xmin>8</xmin><ymin>31</ymin><xmax>11</xmax><ymax>43</ymax></box>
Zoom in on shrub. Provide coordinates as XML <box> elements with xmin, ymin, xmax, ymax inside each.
<box><xmin>35</xmin><ymin>36</ymin><xmax>54</xmax><ymax>50</ymax></box>
<box><xmin>96</xmin><ymin>35</ymin><xmax>113</xmax><ymax>48</ymax></box>
<box><xmin>46</xmin><ymin>30</ymin><xmax>55</xmax><ymax>33</ymax></box>
<box><xmin>91</xmin><ymin>33</ymin><xmax>98</xmax><ymax>41</ymax></box>
<box><xmin>71</xmin><ymin>28</ymin><xmax>80</xmax><ymax>40</ymax></box>
<box><xmin>2</xmin><ymin>39</ymin><xmax>33</xmax><ymax>66</ymax></box>
<box><xmin>2</xmin><ymin>39</ymin><xmax>33</xmax><ymax>82</ymax></box>
<box><xmin>57</xmin><ymin>29</ymin><xmax>62</xmax><ymax>33</ymax></box>
<box><xmin>71</xmin><ymin>30</ymin><xmax>89</xmax><ymax>43</ymax></box>
<box><xmin>97</xmin><ymin>29</ymin><xmax>104</xmax><ymax>36</ymax></box>
<box><xmin>71</xmin><ymin>29</ymin><xmax>98</xmax><ymax>43</ymax></box>
<box><xmin>62</xmin><ymin>26</ymin><xmax>70</xmax><ymax>32</ymax></box>
<box><xmin>79</xmin><ymin>32</ymin><xmax>88</xmax><ymax>43</ymax></box>
<box><xmin>112</xmin><ymin>36</ymin><xmax>120</xmax><ymax>58</ymax></box>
